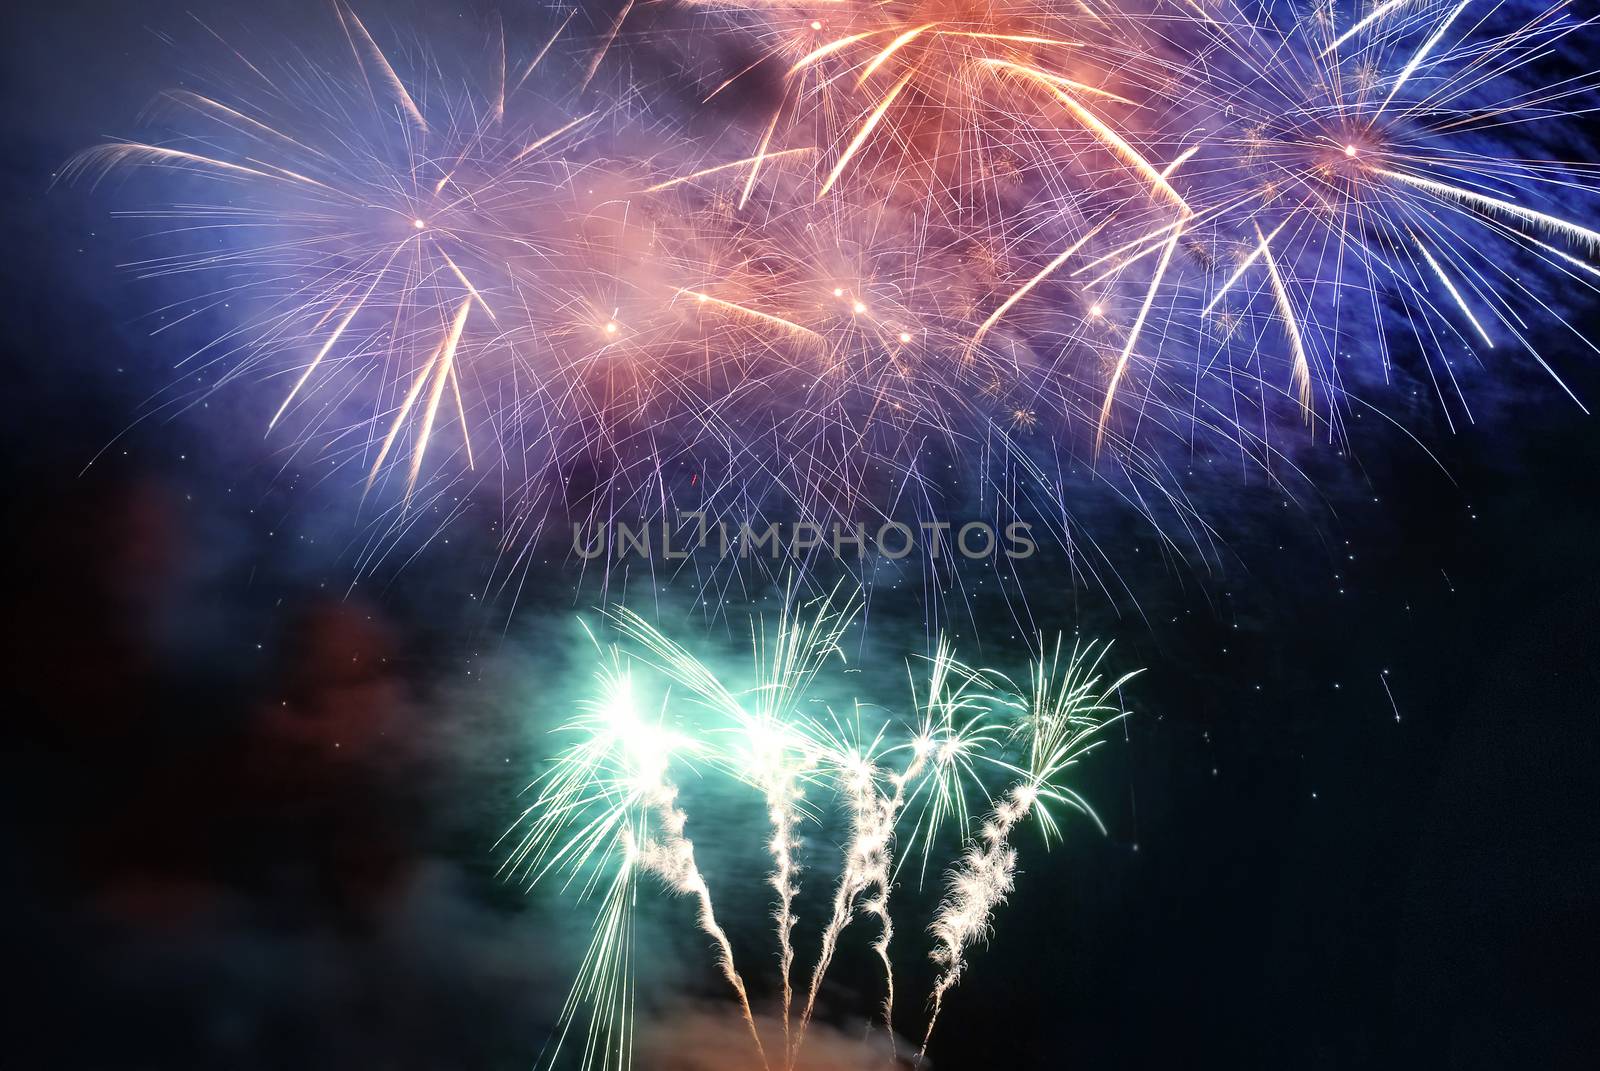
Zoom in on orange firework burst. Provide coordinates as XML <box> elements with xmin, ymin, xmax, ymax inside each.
<box><xmin>692</xmin><ymin>0</ymin><xmax>1144</xmax><ymax>203</ymax></box>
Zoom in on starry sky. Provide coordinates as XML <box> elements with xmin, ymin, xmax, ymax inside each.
<box><xmin>3</xmin><ymin>1</ymin><xmax>1599</xmax><ymax>1068</ymax></box>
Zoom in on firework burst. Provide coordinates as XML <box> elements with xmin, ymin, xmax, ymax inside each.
<box><xmin>65</xmin><ymin>4</ymin><xmax>622</xmax><ymax>510</ymax></box>
<box><xmin>71</xmin><ymin>2</ymin><xmax>1600</xmax><ymax>608</ymax></box>
<box><xmin>1141</xmin><ymin>0</ymin><xmax>1600</xmax><ymax>434</ymax></box>
<box><xmin>504</xmin><ymin>591</ymin><xmax>1134</xmax><ymax>1070</ymax></box>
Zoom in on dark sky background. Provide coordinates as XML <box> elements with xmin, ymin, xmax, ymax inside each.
<box><xmin>3</xmin><ymin>2</ymin><xmax>1598</xmax><ymax>1068</ymax></box>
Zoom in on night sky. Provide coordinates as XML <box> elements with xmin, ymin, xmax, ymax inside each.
<box><xmin>4</xmin><ymin>2</ymin><xmax>1598</xmax><ymax>1069</ymax></box>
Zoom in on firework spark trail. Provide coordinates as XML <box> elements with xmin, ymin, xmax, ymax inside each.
<box><xmin>918</xmin><ymin>782</ymin><xmax>1033</xmax><ymax>1064</ymax></box>
<box><xmin>968</xmin><ymin>219</ymin><xmax>1109</xmax><ymax>354</ymax></box>
<box><xmin>1258</xmin><ymin>225</ymin><xmax>1314</xmax><ymax>418</ymax></box>
<box><xmin>918</xmin><ymin>638</ymin><xmax>1135</xmax><ymax>1061</ymax></box>
<box><xmin>767</xmin><ymin>769</ymin><xmax>805</xmax><ymax>1057</ymax></box>
<box><xmin>792</xmin><ymin>737</ymin><xmax>927</xmax><ymax>1066</ymax></box>
<box><xmin>1376</xmin><ymin>169</ymin><xmax>1600</xmax><ymax>254</ymax></box>
<box><xmin>632</xmin><ymin>783</ymin><xmax>771</xmax><ymax>1071</ymax></box>
<box><xmin>1323</xmin><ymin>0</ymin><xmax>1427</xmax><ymax>57</ymax></box>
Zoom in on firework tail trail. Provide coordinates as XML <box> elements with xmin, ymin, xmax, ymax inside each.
<box><xmin>743</xmin><ymin>591</ymin><xmax>856</xmax><ymax>1057</ymax></box>
<box><xmin>634</xmin><ymin>781</ymin><xmax>771</xmax><ymax>1071</ymax></box>
<box><xmin>502</xmin><ymin>639</ymin><xmax>780</xmax><ymax>1071</ymax></box>
<box><xmin>916</xmin><ymin>783</ymin><xmax>1035</xmax><ymax>1065</ymax></box>
<box><xmin>789</xmin><ymin>757</ymin><xmax>881</xmax><ymax>1068</ymax></box>
<box><xmin>767</xmin><ymin>768</ymin><xmax>803</xmax><ymax>1059</ymax></box>
<box><xmin>881</xmin><ymin>647</ymin><xmax>977</xmax><ymax>1046</ymax></box>
<box><xmin>857</xmin><ymin>639</ymin><xmax>979</xmax><ymax>1055</ymax></box>
<box><xmin>807</xmin><ymin>637</ymin><xmax>1003</xmax><ymax>1059</ymax></box>
<box><xmin>863</xmin><ymin>850</ymin><xmax>900</xmax><ymax>1060</ymax></box>
<box><xmin>587</xmin><ymin>651</ymin><xmax>776</xmax><ymax>1070</ymax></box>
<box><xmin>610</xmin><ymin>612</ymin><xmax>807</xmax><ymax>1050</ymax></box>
<box><xmin>859</xmin><ymin>754</ymin><xmax>922</xmax><ymax>1061</ymax></box>
<box><xmin>791</xmin><ymin>741</ymin><xmax>928</xmax><ymax>1067</ymax></box>
<box><xmin>917</xmin><ymin>639</ymin><xmax>1137</xmax><ymax>1062</ymax></box>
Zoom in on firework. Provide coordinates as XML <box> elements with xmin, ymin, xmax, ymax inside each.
<box><xmin>72</xmin><ymin>1</ymin><xmax>1600</xmax><ymax>585</ymax></box>
<box><xmin>919</xmin><ymin>635</ymin><xmax>1134</xmax><ymax>1059</ymax></box>
<box><xmin>688</xmin><ymin>0</ymin><xmax>1144</xmax><ymax>201</ymax></box>
<box><xmin>504</xmin><ymin>592</ymin><xmax>1134</xmax><ymax>1069</ymax></box>
<box><xmin>64</xmin><ymin>4</ymin><xmax>619</xmax><ymax>509</ymax></box>
<box><xmin>1144</xmin><ymin>0</ymin><xmax>1600</xmax><ymax>432</ymax></box>
<box><xmin>62</xmin><ymin>1</ymin><xmax>1600</xmax><ymax>1066</ymax></box>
